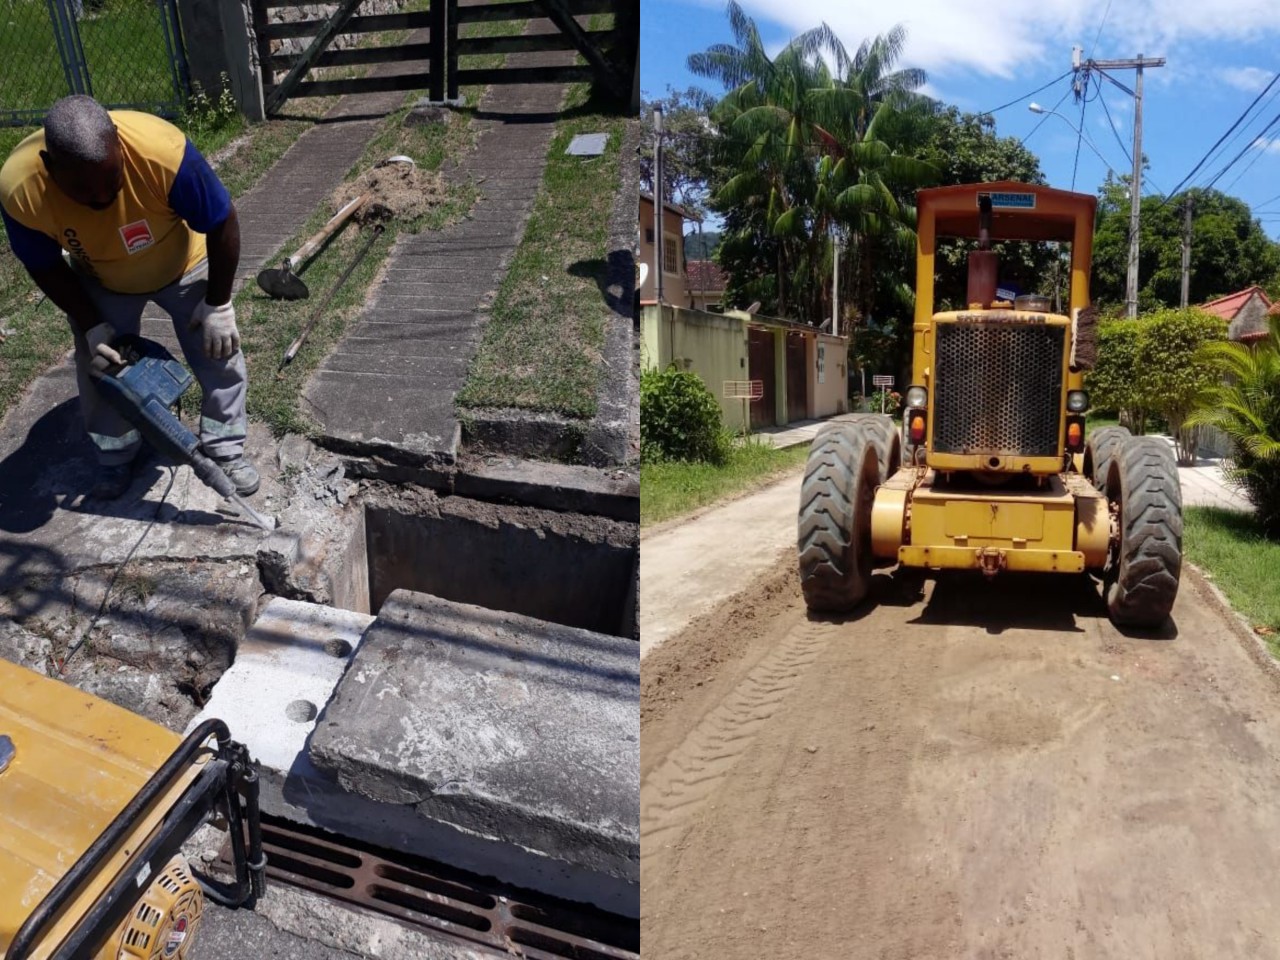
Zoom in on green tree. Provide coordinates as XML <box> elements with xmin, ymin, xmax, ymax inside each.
<box><xmin>1133</xmin><ymin>308</ymin><xmax>1226</xmax><ymax>462</ymax></box>
<box><xmin>917</xmin><ymin>107</ymin><xmax>1054</xmax><ymax>311</ymax></box>
<box><xmin>1092</xmin><ymin>181</ymin><xmax>1280</xmax><ymax>310</ymax></box>
<box><xmin>1188</xmin><ymin>312</ymin><xmax>1280</xmax><ymax>532</ymax></box>
<box><xmin>688</xmin><ymin>4</ymin><xmax>934</xmax><ymax>323</ymax></box>
<box><xmin>640</xmin><ymin>86</ymin><xmax>718</xmax><ymax>217</ymax></box>
<box><xmin>1087</xmin><ymin>319</ymin><xmax>1148</xmax><ymax>433</ymax></box>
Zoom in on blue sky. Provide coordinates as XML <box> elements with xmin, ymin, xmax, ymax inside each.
<box><xmin>642</xmin><ymin>0</ymin><xmax>1280</xmax><ymax>239</ymax></box>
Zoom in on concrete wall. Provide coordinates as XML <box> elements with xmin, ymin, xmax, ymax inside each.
<box><xmin>811</xmin><ymin>333</ymin><xmax>849</xmax><ymax>418</ymax></box>
<box><xmin>178</xmin><ymin>0</ymin><xmax>410</xmax><ymax>121</ymax></box>
<box><xmin>1228</xmin><ymin>291</ymin><xmax>1272</xmax><ymax>342</ymax></box>
<box><xmin>641</xmin><ymin>305</ymin><xmax>750</xmax><ymax>433</ymax></box>
<box><xmin>639</xmin><ymin>199</ymin><xmax>688</xmax><ymax>307</ymax></box>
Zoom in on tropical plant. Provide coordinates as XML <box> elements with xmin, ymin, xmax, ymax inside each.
<box><xmin>1188</xmin><ymin>312</ymin><xmax>1280</xmax><ymax>533</ymax></box>
<box><xmin>688</xmin><ymin>4</ymin><xmax>935</xmax><ymax>325</ymax></box>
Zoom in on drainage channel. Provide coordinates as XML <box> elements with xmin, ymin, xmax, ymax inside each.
<box><xmin>222</xmin><ymin>815</ymin><xmax>639</xmax><ymax>960</ymax></box>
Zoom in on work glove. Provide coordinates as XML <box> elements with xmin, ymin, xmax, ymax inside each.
<box><xmin>85</xmin><ymin>322</ymin><xmax>123</xmax><ymax>377</ymax></box>
<box><xmin>190</xmin><ymin>299</ymin><xmax>240</xmax><ymax>361</ymax></box>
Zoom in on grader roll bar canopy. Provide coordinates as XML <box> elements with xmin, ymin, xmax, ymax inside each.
<box><xmin>1</xmin><ymin>659</ymin><xmax>265</xmax><ymax>960</ymax></box>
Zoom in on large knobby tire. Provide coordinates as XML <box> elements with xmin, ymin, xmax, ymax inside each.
<box><xmin>798</xmin><ymin>423</ymin><xmax>879</xmax><ymax>613</ymax></box>
<box><xmin>1084</xmin><ymin>425</ymin><xmax>1131</xmax><ymax>491</ymax></box>
<box><xmin>841</xmin><ymin>413</ymin><xmax>901</xmax><ymax>484</ymax></box>
<box><xmin>1104</xmin><ymin>435</ymin><xmax>1183</xmax><ymax>628</ymax></box>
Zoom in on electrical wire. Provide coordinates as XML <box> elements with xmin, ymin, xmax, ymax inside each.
<box><xmin>1021</xmin><ymin>82</ymin><xmax>1074</xmax><ymax>146</ymax></box>
<box><xmin>1163</xmin><ymin>70</ymin><xmax>1280</xmax><ymax>200</ymax></box>
<box><xmin>1096</xmin><ymin>78</ymin><xmax>1132</xmax><ymax>164</ymax></box>
<box><xmin>979</xmin><ymin>69</ymin><xmax>1073</xmax><ymax>116</ymax></box>
<box><xmin>1222</xmin><ymin>136</ymin><xmax>1271</xmax><ymax>192</ymax></box>
<box><xmin>1200</xmin><ymin>109</ymin><xmax>1280</xmax><ymax>193</ymax></box>
<box><xmin>1089</xmin><ymin>0</ymin><xmax>1115</xmax><ymax>60</ymax></box>
<box><xmin>1071</xmin><ymin>85</ymin><xmax>1088</xmax><ymax>189</ymax></box>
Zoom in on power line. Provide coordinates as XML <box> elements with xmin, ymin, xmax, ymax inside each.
<box><xmin>1162</xmin><ymin>70</ymin><xmax>1280</xmax><ymax>200</ymax></box>
<box><xmin>1021</xmin><ymin>81</ymin><xmax>1074</xmax><ymax>145</ymax></box>
<box><xmin>1089</xmin><ymin>0</ymin><xmax>1115</xmax><ymax>60</ymax></box>
<box><xmin>979</xmin><ymin>70</ymin><xmax>1072</xmax><ymax>116</ymax></box>
<box><xmin>1193</xmin><ymin>80</ymin><xmax>1280</xmax><ymax>188</ymax></box>
<box><xmin>1222</xmin><ymin>135</ymin><xmax>1271</xmax><ymax>192</ymax></box>
<box><xmin>1096</xmin><ymin>78</ymin><xmax>1132</xmax><ymax>164</ymax></box>
<box><xmin>1071</xmin><ymin>85</ymin><xmax>1088</xmax><ymax>189</ymax></box>
<box><xmin>1201</xmin><ymin>110</ymin><xmax>1280</xmax><ymax>193</ymax></box>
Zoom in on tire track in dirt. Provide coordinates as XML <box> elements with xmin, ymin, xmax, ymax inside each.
<box><xmin>640</xmin><ymin>617</ymin><xmax>836</xmax><ymax>856</ymax></box>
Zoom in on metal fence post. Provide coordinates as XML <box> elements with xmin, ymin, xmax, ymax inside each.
<box><xmin>159</xmin><ymin>0</ymin><xmax>192</xmax><ymax>106</ymax></box>
<box><xmin>428</xmin><ymin>0</ymin><xmax>446</xmax><ymax>102</ymax></box>
<box><xmin>46</xmin><ymin>0</ymin><xmax>92</xmax><ymax>97</ymax></box>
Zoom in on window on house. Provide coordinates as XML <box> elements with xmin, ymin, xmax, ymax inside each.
<box><xmin>663</xmin><ymin>233</ymin><xmax>680</xmax><ymax>275</ymax></box>
<box><xmin>644</xmin><ymin>228</ymin><xmax>654</xmax><ymax>243</ymax></box>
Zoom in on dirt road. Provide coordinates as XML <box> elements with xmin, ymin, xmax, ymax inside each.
<box><xmin>642</xmin><ymin>546</ymin><xmax>1280</xmax><ymax>958</ymax></box>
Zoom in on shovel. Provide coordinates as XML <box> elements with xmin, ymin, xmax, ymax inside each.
<box><xmin>256</xmin><ymin>193</ymin><xmax>370</xmax><ymax>300</ymax></box>
<box><xmin>256</xmin><ymin>155</ymin><xmax>417</xmax><ymax>301</ymax></box>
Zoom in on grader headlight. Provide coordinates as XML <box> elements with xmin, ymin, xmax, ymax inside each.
<box><xmin>1066</xmin><ymin>389</ymin><xmax>1090</xmax><ymax>413</ymax></box>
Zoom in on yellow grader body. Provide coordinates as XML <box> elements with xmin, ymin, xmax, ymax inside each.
<box><xmin>799</xmin><ymin>181</ymin><xmax>1183</xmax><ymax>627</ymax></box>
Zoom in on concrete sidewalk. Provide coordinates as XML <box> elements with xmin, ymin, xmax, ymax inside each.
<box><xmin>303</xmin><ymin>18</ymin><xmax>574</xmax><ymax>463</ymax></box>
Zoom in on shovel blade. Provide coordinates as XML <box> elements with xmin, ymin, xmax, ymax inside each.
<box><xmin>256</xmin><ymin>267</ymin><xmax>309</xmax><ymax>301</ymax></box>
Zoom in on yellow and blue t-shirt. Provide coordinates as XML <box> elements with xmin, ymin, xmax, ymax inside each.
<box><xmin>0</xmin><ymin>110</ymin><xmax>230</xmax><ymax>295</ymax></box>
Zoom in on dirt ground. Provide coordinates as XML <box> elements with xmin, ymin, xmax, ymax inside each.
<box><xmin>641</xmin><ymin>554</ymin><xmax>1280</xmax><ymax>959</ymax></box>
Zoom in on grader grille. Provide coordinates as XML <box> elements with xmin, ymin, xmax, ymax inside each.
<box><xmin>933</xmin><ymin>322</ymin><xmax>1065</xmax><ymax>456</ymax></box>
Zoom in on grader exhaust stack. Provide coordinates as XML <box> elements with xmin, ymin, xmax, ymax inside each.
<box><xmin>797</xmin><ymin>181</ymin><xmax>1182</xmax><ymax>629</ymax></box>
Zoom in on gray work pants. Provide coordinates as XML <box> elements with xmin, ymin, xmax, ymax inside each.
<box><xmin>69</xmin><ymin>259</ymin><xmax>248</xmax><ymax>466</ymax></box>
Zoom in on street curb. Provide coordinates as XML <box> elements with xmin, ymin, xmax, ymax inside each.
<box><xmin>1184</xmin><ymin>561</ymin><xmax>1280</xmax><ymax>686</ymax></box>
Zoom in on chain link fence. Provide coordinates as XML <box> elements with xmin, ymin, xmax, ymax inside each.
<box><xmin>0</xmin><ymin>0</ymin><xmax>190</xmax><ymax>128</ymax></box>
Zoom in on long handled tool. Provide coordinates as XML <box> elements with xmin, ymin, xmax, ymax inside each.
<box><xmin>277</xmin><ymin>223</ymin><xmax>385</xmax><ymax>375</ymax></box>
<box><xmin>256</xmin><ymin>193</ymin><xmax>369</xmax><ymax>301</ymax></box>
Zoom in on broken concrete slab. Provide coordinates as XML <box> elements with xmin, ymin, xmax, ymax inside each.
<box><xmin>186</xmin><ymin>597</ymin><xmax>372</xmax><ymax>774</ymax></box>
<box><xmin>308</xmin><ymin>590</ymin><xmax>639</xmax><ymax>915</ymax></box>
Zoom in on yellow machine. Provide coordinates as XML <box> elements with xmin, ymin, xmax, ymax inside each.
<box><xmin>799</xmin><ymin>181</ymin><xmax>1182</xmax><ymax>627</ymax></box>
<box><xmin>1</xmin><ymin>659</ymin><xmax>265</xmax><ymax>960</ymax></box>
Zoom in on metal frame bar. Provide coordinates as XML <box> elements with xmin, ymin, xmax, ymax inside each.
<box><xmin>4</xmin><ymin>720</ymin><xmax>266</xmax><ymax>960</ymax></box>
<box><xmin>264</xmin><ymin>0</ymin><xmax>366</xmax><ymax>115</ymax></box>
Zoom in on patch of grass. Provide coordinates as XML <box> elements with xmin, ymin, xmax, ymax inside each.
<box><xmin>641</xmin><ymin>442</ymin><xmax>810</xmax><ymax>528</ymax></box>
<box><xmin>1087</xmin><ymin>411</ymin><xmax>1121</xmax><ymax>431</ymax></box>
<box><xmin>1184</xmin><ymin>506</ymin><xmax>1280</xmax><ymax>646</ymax></box>
<box><xmin>456</xmin><ymin>79</ymin><xmax>626</xmax><ymax>418</ymax></box>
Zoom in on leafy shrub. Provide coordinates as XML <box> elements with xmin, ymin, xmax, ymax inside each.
<box><xmin>640</xmin><ymin>366</ymin><xmax>731</xmax><ymax>464</ymax></box>
<box><xmin>179</xmin><ymin>73</ymin><xmax>241</xmax><ymax>142</ymax></box>
<box><xmin>1189</xmin><ymin>313</ymin><xmax>1280</xmax><ymax>533</ymax></box>
<box><xmin>1087</xmin><ymin>320</ymin><xmax>1147</xmax><ymax>433</ymax></box>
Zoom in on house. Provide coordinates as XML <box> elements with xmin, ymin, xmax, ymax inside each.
<box><xmin>639</xmin><ymin>192</ymin><xmax>698</xmax><ymax>307</ymax></box>
<box><xmin>641</xmin><ymin>303</ymin><xmax>849</xmax><ymax>432</ymax></box>
<box><xmin>1199</xmin><ymin>286</ymin><xmax>1273</xmax><ymax>343</ymax></box>
<box><xmin>685</xmin><ymin>259</ymin><xmax>727</xmax><ymax>312</ymax></box>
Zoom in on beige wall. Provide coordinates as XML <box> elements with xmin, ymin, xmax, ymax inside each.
<box><xmin>641</xmin><ymin>305</ymin><xmax>750</xmax><ymax>433</ymax></box>
<box><xmin>1227</xmin><ymin>292</ymin><xmax>1272</xmax><ymax>341</ymax></box>
<box><xmin>639</xmin><ymin>199</ymin><xmax>688</xmax><ymax>306</ymax></box>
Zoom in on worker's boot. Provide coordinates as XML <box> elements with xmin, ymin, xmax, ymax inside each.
<box><xmin>213</xmin><ymin>455</ymin><xmax>260</xmax><ymax>496</ymax></box>
<box><xmin>90</xmin><ymin>462</ymin><xmax>134</xmax><ymax>500</ymax></box>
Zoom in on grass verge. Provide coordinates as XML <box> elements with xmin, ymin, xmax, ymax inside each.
<box><xmin>456</xmin><ymin>14</ymin><xmax>625</xmax><ymax>419</ymax></box>
<box><xmin>1184</xmin><ymin>506</ymin><xmax>1280</xmax><ymax>645</ymax></box>
<box><xmin>641</xmin><ymin>442</ymin><xmax>810</xmax><ymax>528</ymax></box>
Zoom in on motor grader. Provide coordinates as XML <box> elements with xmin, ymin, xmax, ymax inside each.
<box><xmin>799</xmin><ymin>181</ymin><xmax>1182</xmax><ymax>628</ymax></box>
<box><xmin>1</xmin><ymin>658</ymin><xmax>265</xmax><ymax>960</ymax></box>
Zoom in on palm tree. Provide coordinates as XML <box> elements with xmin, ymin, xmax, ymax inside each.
<box><xmin>1187</xmin><ymin>311</ymin><xmax>1280</xmax><ymax>533</ymax></box>
<box><xmin>688</xmin><ymin>4</ymin><xmax>935</xmax><ymax>325</ymax></box>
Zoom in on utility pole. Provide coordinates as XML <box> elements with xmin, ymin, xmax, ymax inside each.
<box><xmin>652</xmin><ymin>105</ymin><xmax>665</xmax><ymax>304</ymax></box>
<box><xmin>832</xmin><ymin>234</ymin><xmax>841</xmax><ymax>336</ymax></box>
<box><xmin>1180</xmin><ymin>195</ymin><xmax>1194</xmax><ymax>308</ymax></box>
<box><xmin>1075</xmin><ymin>52</ymin><xmax>1165</xmax><ymax>318</ymax></box>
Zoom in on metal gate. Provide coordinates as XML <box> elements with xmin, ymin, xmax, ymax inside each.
<box><xmin>1</xmin><ymin>0</ymin><xmax>190</xmax><ymax>127</ymax></box>
<box><xmin>747</xmin><ymin>327</ymin><xmax>776</xmax><ymax>430</ymax></box>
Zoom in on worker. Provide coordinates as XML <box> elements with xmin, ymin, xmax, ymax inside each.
<box><xmin>0</xmin><ymin>94</ymin><xmax>257</xmax><ymax>500</ymax></box>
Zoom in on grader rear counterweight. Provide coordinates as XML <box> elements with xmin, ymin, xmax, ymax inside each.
<box><xmin>798</xmin><ymin>181</ymin><xmax>1182</xmax><ymax>628</ymax></box>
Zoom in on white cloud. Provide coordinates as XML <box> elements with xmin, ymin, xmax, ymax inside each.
<box><xmin>1250</xmin><ymin>136</ymin><xmax>1280</xmax><ymax>154</ymax></box>
<box><xmin>719</xmin><ymin>0</ymin><xmax>1280</xmax><ymax>80</ymax></box>
<box><xmin>1222</xmin><ymin>66</ymin><xmax>1273</xmax><ymax>92</ymax></box>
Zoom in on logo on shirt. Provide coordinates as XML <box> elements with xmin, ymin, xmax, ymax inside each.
<box><xmin>119</xmin><ymin>219</ymin><xmax>154</xmax><ymax>254</ymax></box>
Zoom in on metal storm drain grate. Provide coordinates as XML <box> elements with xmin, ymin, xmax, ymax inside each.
<box><xmin>221</xmin><ymin>815</ymin><xmax>638</xmax><ymax>959</ymax></box>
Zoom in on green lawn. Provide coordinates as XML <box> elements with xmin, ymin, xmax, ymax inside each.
<box><xmin>641</xmin><ymin>442</ymin><xmax>810</xmax><ymax>528</ymax></box>
<box><xmin>1184</xmin><ymin>506</ymin><xmax>1280</xmax><ymax>648</ymax></box>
